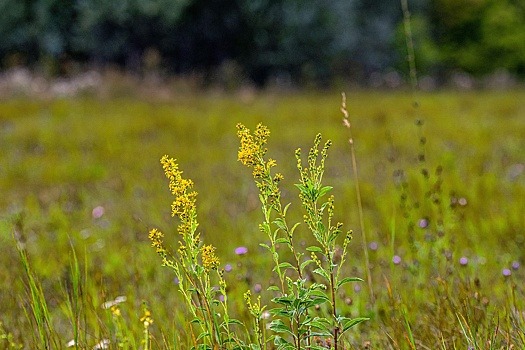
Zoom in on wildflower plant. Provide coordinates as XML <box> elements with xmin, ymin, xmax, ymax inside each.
<box><xmin>148</xmin><ymin>123</ymin><xmax>367</xmax><ymax>349</ymax></box>
<box><xmin>149</xmin><ymin>156</ymin><xmax>237</xmax><ymax>349</ymax></box>
<box><xmin>237</xmin><ymin>123</ymin><xmax>368</xmax><ymax>349</ymax></box>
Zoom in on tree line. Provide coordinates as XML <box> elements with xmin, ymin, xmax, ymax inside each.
<box><xmin>1</xmin><ymin>0</ymin><xmax>524</xmax><ymax>85</ymax></box>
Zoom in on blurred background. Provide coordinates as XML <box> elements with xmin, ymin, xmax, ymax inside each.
<box><xmin>0</xmin><ymin>0</ymin><xmax>524</xmax><ymax>90</ymax></box>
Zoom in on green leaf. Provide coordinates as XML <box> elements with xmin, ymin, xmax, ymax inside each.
<box><xmin>277</xmin><ymin>262</ymin><xmax>296</xmax><ymax>271</ymax></box>
<box><xmin>341</xmin><ymin>317</ymin><xmax>369</xmax><ymax>335</ymax></box>
<box><xmin>336</xmin><ymin>277</ymin><xmax>364</xmax><ymax>289</ymax></box>
<box><xmin>316</xmin><ymin>222</ymin><xmax>326</xmax><ymax>235</ymax></box>
<box><xmin>294</xmin><ymin>183</ymin><xmax>307</xmax><ymax>194</ymax></box>
<box><xmin>270</xmin><ymin>307</ymin><xmax>293</xmax><ymax>318</ymax></box>
<box><xmin>196</xmin><ymin>332</ymin><xmax>210</xmax><ymax>341</ymax></box>
<box><xmin>274</xmin><ymin>335</ymin><xmax>295</xmax><ymax>349</ymax></box>
<box><xmin>309</xmin><ymin>345</ymin><xmax>333</xmax><ymax>350</ymax></box>
<box><xmin>289</xmin><ymin>222</ymin><xmax>301</xmax><ymax>235</ymax></box>
<box><xmin>309</xmin><ymin>283</ymin><xmax>327</xmax><ymax>292</ymax></box>
<box><xmin>283</xmin><ymin>203</ymin><xmax>292</xmax><ymax>216</ymax></box>
<box><xmin>259</xmin><ymin>243</ymin><xmax>271</xmax><ymax>250</ymax></box>
<box><xmin>306</xmin><ymin>246</ymin><xmax>323</xmax><ymax>253</ymax></box>
<box><xmin>304</xmin><ymin>298</ymin><xmax>329</xmax><ymax>308</ymax></box>
<box><xmin>273</xmin><ymin>218</ymin><xmax>287</xmax><ymax>231</ymax></box>
<box><xmin>267</xmin><ymin>285</ymin><xmax>280</xmax><ymax>292</ymax></box>
<box><xmin>300</xmin><ymin>259</ymin><xmax>315</xmax><ymax>270</ymax></box>
<box><xmin>303</xmin><ymin>318</ymin><xmax>331</xmax><ymax>333</ymax></box>
<box><xmin>226</xmin><ymin>319</ymin><xmax>244</xmax><ymax>326</ymax></box>
<box><xmin>269</xmin><ymin>319</ymin><xmax>294</xmax><ymax>336</ymax></box>
<box><xmin>272</xmin><ymin>296</ymin><xmax>294</xmax><ymax>306</ymax></box>
<box><xmin>190</xmin><ymin>318</ymin><xmax>203</xmax><ymax>325</ymax></box>
<box><xmin>313</xmin><ymin>267</ymin><xmax>330</xmax><ymax>280</ymax></box>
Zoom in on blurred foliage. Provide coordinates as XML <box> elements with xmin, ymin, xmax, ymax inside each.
<box><xmin>0</xmin><ymin>0</ymin><xmax>524</xmax><ymax>83</ymax></box>
<box><xmin>429</xmin><ymin>0</ymin><xmax>525</xmax><ymax>76</ymax></box>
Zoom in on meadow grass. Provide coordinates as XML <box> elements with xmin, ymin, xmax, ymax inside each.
<box><xmin>0</xmin><ymin>90</ymin><xmax>524</xmax><ymax>349</ymax></box>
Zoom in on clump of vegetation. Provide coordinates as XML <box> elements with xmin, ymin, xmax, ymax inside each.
<box><xmin>147</xmin><ymin>122</ymin><xmax>367</xmax><ymax>349</ymax></box>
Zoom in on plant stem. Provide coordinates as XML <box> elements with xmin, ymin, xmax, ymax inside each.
<box><xmin>330</xmin><ymin>269</ymin><xmax>339</xmax><ymax>350</ymax></box>
<box><xmin>341</xmin><ymin>92</ymin><xmax>375</xmax><ymax>306</ymax></box>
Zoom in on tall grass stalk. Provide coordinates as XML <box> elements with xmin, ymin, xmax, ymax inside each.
<box><xmin>63</xmin><ymin>243</ymin><xmax>83</xmax><ymax>349</ymax></box>
<box><xmin>16</xmin><ymin>241</ymin><xmax>59</xmax><ymax>349</ymax></box>
<box><xmin>341</xmin><ymin>92</ymin><xmax>375</xmax><ymax>306</ymax></box>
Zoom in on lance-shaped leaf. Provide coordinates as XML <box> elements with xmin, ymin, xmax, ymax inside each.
<box><xmin>336</xmin><ymin>277</ymin><xmax>364</xmax><ymax>290</ymax></box>
<box><xmin>269</xmin><ymin>319</ymin><xmax>294</xmax><ymax>337</ymax></box>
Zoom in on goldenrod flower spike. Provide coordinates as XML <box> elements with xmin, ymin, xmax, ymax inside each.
<box><xmin>201</xmin><ymin>244</ymin><xmax>220</xmax><ymax>272</ymax></box>
<box><xmin>236</xmin><ymin>123</ymin><xmax>270</xmax><ymax>167</ymax></box>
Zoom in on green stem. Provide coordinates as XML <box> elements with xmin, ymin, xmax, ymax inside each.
<box><xmin>330</xmin><ymin>263</ymin><xmax>339</xmax><ymax>350</ymax></box>
<box><xmin>341</xmin><ymin>92</ymin><xmax>375</xmax><ymax>306</ymax></box>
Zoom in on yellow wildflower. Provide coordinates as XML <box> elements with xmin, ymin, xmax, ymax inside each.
<box><xmin>111</xmin><ymin>305</ymin><xmax>121</xmax><ymax>317</ymax></box>
<box><xmin>148</xmin><ymin>228</ymin><xmax>165</xmax><ymax>254</ymax></box>
<box><xmin>273</xmin><ymin>173</ymin><xmax>284</xmax><ymax>183</ymax></box>
<box><xmin>201</xmin><ymin>244</ymin><xmax>220</xmax><ymax>271</ymax></box>
<box><xmin>237</xmin><ymin>123</ymin><xmax>270</xmax><ymax>167</ymax></box>
<box><xmin>252</xmin><ymin>164</ymin><xmax>265</xmax><ymax>178</ymax></box>
<box><xmin>244</xmin><ymin>290</ymin><xmax>263</xmax><ymax>317</ymax></box>
<box><xmin>140</xmin><ymin>309</ymin><xmax>154</xmax><ymax>328</ymax></box>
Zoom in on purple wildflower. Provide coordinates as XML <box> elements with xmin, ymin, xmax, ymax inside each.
<box><xmin>392</xmin><ymin>255</ymin><xmax>401</xmax><ymax>265</ymax></box>
<box><xmin>235</xmin><ymin>246</ymin><xmax>248</xmax><ymax>255</ymax></box>
<box><xmin>92</xmin><ymin>206</ymin><xmax>105</xmax><ymax>219</ymax></box>
<box><xmin>224</xmin><ymin>264</ymin><xmax>233</xmax><ymax>272</ymax></box>
<box><xmin>418</xmin><ymin>218</ymin><xmax>429</xmax><ymax>228</ymax></box>
<box><xmin>512</xmin><ymin>261</ymin><xmax>520</xmax><ymax>270</ymax></box>
<box><xmin>369</xmin><ymin>242</ymin><xmax>378</xmax><ymax>251</ymax></box>
<box><xmin>502</xmin><ymin>268</ymin><xmax>512</xmax><ymax>277</ymax></box>
<box><xmin>459</xmin><ymin>257</ymin><xmax>468</xmax><ymax>266</ymax></box>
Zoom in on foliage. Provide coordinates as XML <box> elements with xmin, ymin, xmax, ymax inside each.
<box><xmin>429</xmin><ymin>0</ymin><xmax>525</xmax><ymax>76</ymax></box>
<box><xmin>147</xmin><ymin>123</ymin><xmax>367</xmax><ymax>348</ymax></box>
<box><xmin>2</xmin><ymin>0</ymin><xmax>525</xmax><ymax>83</ymax></box>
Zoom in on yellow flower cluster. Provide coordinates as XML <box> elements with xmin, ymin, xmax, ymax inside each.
<box><xmin>160</xmin><ymin>155</ymin><xmax>197</xmax><ymax>219</ymax></box>
<box><xmin>244</xmin><ymin>290</ymin><xmax>263</xmax><ymax>318</ymax></box>
<box><xmin>148</xmin><ymin>228</ymin><xmax>176</xmax><ymax>267</ymax></box>
<box><xmin>140</xmin><ymin>309</ymin><xmax>154</xmax><ymax>329</ymax></box>
<box><xmin>201</xmin><ymin>244</ymin><xmax>220</xmax><ymax>271</ymax></box>
<box><xmin>237</xmin><ymin>123</ymin><xmax>284</xmax><ymax>185</ymax></box>
<box><xmin>236</xmin><ymin>123</ymin><xmax>269</xmax><ymax>167</ymax></box>
<box><xmin>149</xmin><ymin>156</ymin><xmax>202</xmax><ymax>268</ymax></box>
<box><xmin>148</xmin><ymin>228</ymin><xmax>165</xmax><ymax>254</ymax></box>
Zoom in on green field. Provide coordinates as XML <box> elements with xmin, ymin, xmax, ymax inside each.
<box><xmin>1</xmin><ymin>90</ymin><xmax>524</xmax><ymax>349</ymax></box>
